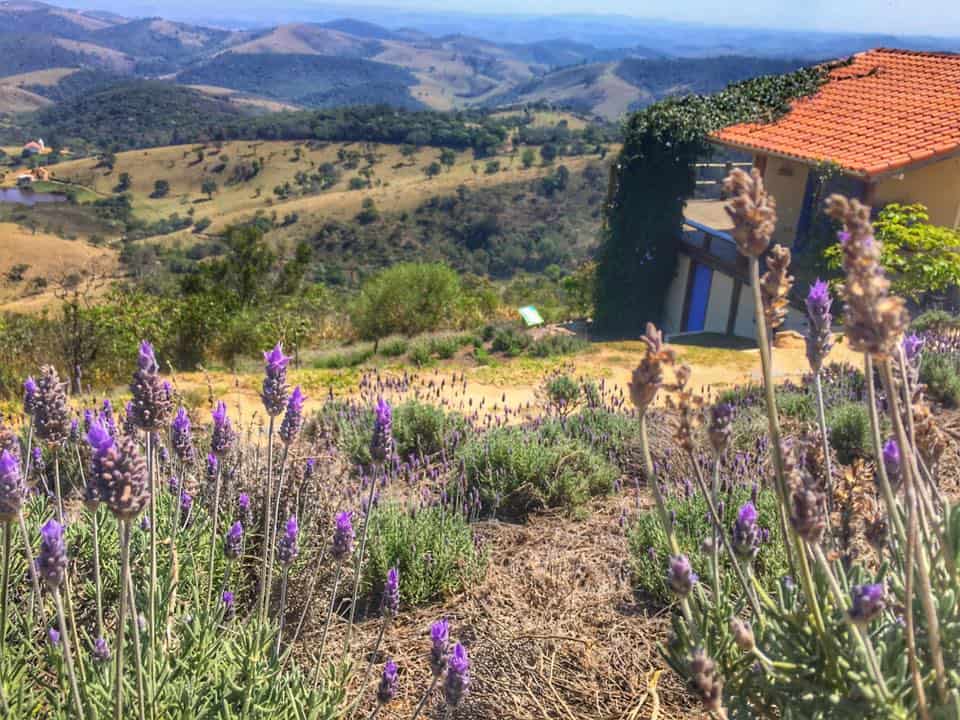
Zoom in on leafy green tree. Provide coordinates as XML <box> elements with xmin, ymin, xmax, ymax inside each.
<box><xmin>424</xmin><ymin>161</ymin><xmax>442</xmax><ymax>178</ymax></box>
<box><xmin>151</xmin><ymin>179</ymin><xmax>170</xmax><ymax>198</ymax></box>
<box><xmin>824</xmin><ymin>203</ymin><xmax>960</xmax><ymax>301</ymax></box>
<box><xmin>521</xmin><ymin>147</ymin><xmax>536</xmax><ymax>168</ymax></box>
<box><xmin>201</xmin><ymin>178</ymin><xmax>218</xmax><ymax>199</ymax></box>
<box><xmin>115</xmin><ymin>172</ymin><xmax>132</xmax><ymax>192</ymax></box>
<box><xmin>351</xmin><ymin>263</ymin><xmax>464</xmax><ymax>347</ymax></box>
<box><xmin>539</xmin><ymin>143</ymin><xmax>558</xmax><ymax>164</ymax></box>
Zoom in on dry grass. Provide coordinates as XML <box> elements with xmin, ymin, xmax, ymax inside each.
<box><xmin>0</xmin><ymin>67</ymin><xmax>79</xmax><ymax>87</ymax></box>
<box><xmin>293</xmin><ymin>493</ymin><xmax>695</xmax><ymax>720</ymax></box>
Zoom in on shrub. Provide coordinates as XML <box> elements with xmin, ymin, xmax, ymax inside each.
<box><xmin>827</xmin><ymin>401</ymin><xmax>872</xmax><ymax>464</ymax></box>
<box><xmin>365</xmin><ymin>504</ymin><xmax>486</xmax><ymax>607</ymax></box>
<box><xmin>912</xmin><ymin>309</ymin><xmax>959</xmax><ymax>333</ymax></box>
<box><xmin>458</xmin><ymin>427</ymin><xmax>617</xmax><ymax>518</ymax></box>
<box><xmin>543</xmin><ymin>373</ymin><xmax>581</xmax><ymax>417</ymax></box>
<box><xmin>491</xmin><ymin>326</ymin><xmax>530</xmax><ymax>356</ymax></box>
<box><xmin>377</xmin><ymin>336</ymin><xmax>409</xmax><ymax>357</ymax></box>
<box><xmin>776</xmin><ymin>391</ymin><xmax>815</xmax><ymax>422</ymax></box>
<box><xmin>351</xmin><ymin>263</ymin><xmax>464</xmax><ymax>344</ymax></box>
<box><xmin>312</xmin><ymin>346</ymin><xmax>374</xmax><ymax>369</ymax></box>
<box><xmin>920</xmin><ymin>352</ymin><xmax>960</xmax><ymax>408</ymax></box>
<box><xmin>392</xmin><ymin>400</ymin><xmax>470</xmax><ymax>458</ymax></box>
<box><xmin>528</xmin><ymin>334</ymin><xmax>590</xmax><ymax>357</ymax></box>
<box><xmin>539</xmin><ymin>407</ymin><xmax>639</xmax><ymax>465</ymax></box>
<box><xmin>408</xmin><ymin>340</ymin><xmax>433</xmax><ymax>367</ymax></box>
<box><xmin>429</xmin><ymin>334</ymin><xmax>463</xmax><ymax>360</ymax></box>
<box><xmin>626</xmin><ymin>487</ymin><xmax>789</xmax><ymax>605</ymax></box>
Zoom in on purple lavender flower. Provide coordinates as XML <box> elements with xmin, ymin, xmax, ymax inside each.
<box><xmin>667</xmin><ymin>554</ymin><xmax>697</xmax><ymax>597</ymax></box>
<box><xmin>210</xmin><ymin>402</ymin><xmax>235</xmax><ymax>457</ymax></box>
<box><xmin>92</xmin><ymin>637</ymin><xmax>110</xmax><ymax>662</ymax></box>
<box><xmin>206</xmin><ymin>453</ymin><xmax>218</xmax><ymax>484</ymax></box>
<box><xmin>225</xmin><ymin>521</ymin><xmax>243</xmax><ymax>560</ymax></box>
<box><xmin>238</xmin><ymin>493</ymin><xmax>250</xmax><ymax>517</ymax></box>
<box><xmin>708</xmin><ymin>403</ymin><xmax>735</xmax><ymax>455</ymax></box>
<box><xmin>382</xmin><ymin>567</ymin><xmax>400</xmax><ymax>619</ymax></box>
<box><xmin>222</xmin><ymin>590</ymin><xmax>235</xmax><ymax>619</ymax></box>
<box><xmin>180</xmin><ymin>490</ymin><xmax>193</xmax><ymax>513</ymax></box>
<box><xmin>370</xmin><ymin>397</ymin><xmax>393</xmax><ymax>463</ymax></box>
<box><xmin>304</xmin><ymin>457</ymin><xmax>315</xmax><ymax>481</ymax></box>
<box><xmin>88</xmin><ymin>420</ymin><xmax>149</xmax><ymax>520</ymax></box>
<box><xmin>171</xmin><ymin>407</ymin><xmax>194</xmax><ymax>464</ymax></box>
<box><xmin>444</xmin><ymin>643</ymin><xmax>470</xmax><ymax>707</ymax></box>
<box><xmin>331</xmin><ymin>511</ymin><xmax>354</xmax><ymax>562</ymax></box>
<box><xmin>277</xmin><ymin>515</ymin><xmax>299</xmax><ymax>565</ymax></box>
<box><xmin>0</xmin><ymin>449</ymin><xmax>24</xmax><ymax>522</ymax></box>
<box><xmin>731</xmin><ymin>502</ymin><xmax>761</xmax><ymax>560</ymax></box>
<box><xmin>429</xmin><ymin>619</ymin><xmax>450</xmax><ymax>676</ymax></box>
<box><xmin>37</xmin><ymin>519</ymin><xmax>67</xmax><ymax>589</ymax></box>
<box><xmin>805</xmin><ymin>279</ymin><xmax>834</xmax><ymax>372</ymax></box>
<box><xmin>883</xmin><ymin>438</ymin><xmax>901</xmax><ymax>487</ymax></box>
<box><xmin>279</xmin><ymin>386</ymin><xmax>306</xmax><ymax>445</ymax></box>
<box><xmin>23</xmin><ymin>376</ymin><xmax>38</xmax><ymax>415</ymax></box>
<box><xmin>849</xmin><ymin>583</ymin><xmax>885</xmax><ymax>625</ymax></box>
<box><xmin>261</xmin><ymin>342</ymin><xmax>291</xmax><ymax>417</ymax></box>
<box><xmin>48</xmin><ymin>628</ymin><xmax>60</xmax><ymax>647</ymax></box>
<box><xmin>902</xmin><ymin>334</ymin><xmax>924</xmax><ymax>364</ymax></box>
<box><xmin>376</xmin><ymin>660</ymin><xmax>398</xmax><ymax>705</ymax></box>
<box><xmin>129</xmin><ymin>341</ymin><xmax>172</xmax><ymax>431</ymax></box>
<box><xmin>33</xmin><ymin>366</ymin><xmax>70</xmax><ymax>445</ymax></box>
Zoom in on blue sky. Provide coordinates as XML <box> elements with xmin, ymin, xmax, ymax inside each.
<box><xmin>337</xmin><ymin>0</ymin><xmax>958</xmax><ymax>36</ymax></box>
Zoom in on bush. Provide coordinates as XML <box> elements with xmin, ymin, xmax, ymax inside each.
<box><xmin>377</xmin><ymin>336</ymin><xmax>409</xmax><ymax>357</ymax></box>
<box><xmin>365</xmin><ymin>504</ymin><xmax>486</xmax><ymax>607</ymax></box>
<box><xmin>458</xmin><ymin>427</ymin><xmax>618</xmax><ymax>518</ymax></box>
<box><xmin>393</xmin><ymin>400</ymin><xmax>470</xmax><ymax>458</ymax></box>
<box><xmin>351</xmin><ymin>263</ymin><xmax>464</xmax><ymax>343</ymax></box>
<box><xmin>543</xmin><ymin>373</ymin><xmax>581</xmax><ymax>417</ymax></box>
<box><xmin>528</xmin><ymin>334</ymin><xmax>590</xmax><ymax>358</ymax></box>
<box><xmin>776</xmin><ymin>391</ymin><xmax>815</xmax><ymax>422</ymax></box>
<box><xmin>920</xmin><ymin>352</ymin><xmax>960</xmax><ymax>408</ymax></box>
<box><xmin>408</xmin><ymin>340</ymin><xmax>433</xmax><ymax>367</ymax></box>
<box><xmin>827</xmin><ymin>401</ymin><xmax>872</xmax><ymax>464</ymax></box>
<box><xmin>312</xmin><ymin>346</ymin><xmax>374</xmax><ymax>369</ymax></box>
<box><xmin>539</xmin><ymin>407</ymin><xmax>638</xmax><ymax>465</ymax></box>
<box><xmin>429</xmin><ymin>334</ymin><xmax>463</xmax><ymax>360</ymax></box>
<box><xmin>626</xmin><ymin>486</ymin><xmax>789</xmax><ymax>605</ymax></box>
<box><xmin>491</xmin><ymin>326</ymin><xmax>530</xmax><ymax>356</ymax></box>
<box><xmin>912</xmin><ymin>309</ymin><xmax>959</xmax><ymax>333</ymax></box>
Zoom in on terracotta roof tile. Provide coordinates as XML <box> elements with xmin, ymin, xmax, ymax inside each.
<box><xmin>712</xmin><ymin>49</ymin><xmax>960</xmax><ymax>176</ymax></box>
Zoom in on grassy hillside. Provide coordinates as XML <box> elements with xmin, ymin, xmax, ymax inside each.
<box><xmin>0</xmin><ymin>84</ymin><xmax>52</xmax><ymax>113</ymax></box>
<box><xmin>0</xmin><ymin>32</ymin><xmax>132</xmax><ymax>76</ymax></box>
<box><xmin>91</xmin><ymin>18</ymin><xmax>238</xmax><ymax>74</ymax></box>
<box><xmin>226</xmin><ymin>24</ymin><xmax>382</xmax><ymax>57</ymax></box>
<box><xmin>176</xmin><ymin>53</ymin><xmax>423</xmax><ymax>109</ymax></box>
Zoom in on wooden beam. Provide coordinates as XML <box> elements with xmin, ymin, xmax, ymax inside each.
<box><xmin>726</xmin><ymin>279</ymin><xmax>743</xmax><ymax>336</ymax></box>
<box><xmin>753</xmin><ymin>153</ymin><xmax>768</xmax><ymax>177</ymax></box>
<box><xmin>680</xmin><ymin>258</ymin><xmax>698</xmax><ymax>333</ymax></box>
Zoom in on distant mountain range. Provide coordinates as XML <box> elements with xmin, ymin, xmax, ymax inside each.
<box><xmin>0</xmin><ymin>0</ymin><xmax>957</xmax><ymax>120</ymax></box>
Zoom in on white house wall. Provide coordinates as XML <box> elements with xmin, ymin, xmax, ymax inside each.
<box><xmin>704</xmin><ymin>271</ymin><xmax>733</xmax><ymax>334</ymax></box>
<box><xmin>663</xmin><ymin>254</ymin><xmax>690</xmax><ymax>335</ymax></box>
<box><xmin>734</xmin><ymin>283</ymin><xmax>755</xmax><ymax>338</ymax></box>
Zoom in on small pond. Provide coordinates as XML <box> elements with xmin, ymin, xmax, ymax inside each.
<box><xmin>0</xmin><ymin>188</ymin><xmax>68</xmax><ymax>207</ymax></box>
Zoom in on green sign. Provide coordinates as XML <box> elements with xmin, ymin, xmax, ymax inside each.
<box><xmin>518</xmin><ymin>305</ymin><xmax>544</xmax><ymax>327</ymax></box>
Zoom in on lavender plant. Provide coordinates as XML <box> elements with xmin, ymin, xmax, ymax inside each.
<box><xmin>636</xmin><ymin>170</ymin><xmax>960</xmax><ymax>719</ymax></box>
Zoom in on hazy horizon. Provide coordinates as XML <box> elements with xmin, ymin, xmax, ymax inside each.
<box><xmin>58</xmin><ymin>0</ymin><xmax>960</xmax><ymax>39</ymax></box>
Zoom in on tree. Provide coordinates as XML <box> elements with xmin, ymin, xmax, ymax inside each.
<box><xmin>355</xmin><ymin>197</ymin><xmax>380</xmax><ymax>225</ymax></box>
<box><xmin>540</xmin><ymin>143</ymin><xmax>558</xmax><ymax>164</ymax></box>
<box><xmin>151</xmin><ymin>179</ymin><xmax>170</xmax><ymax>198</ymax></box>
<box><xmin>201</xmin><ymin>178</ymin><xmax>218</xmax><ymax>200</ymax></box>
<box><xmin>824</xmin><ymin>203</ymin><xmax>960</xmax><ymax>301</ymax></box>
<box><xmin>115</xmin><ymin>172</ymin><xmax>132</xmax><ymax>192</ymax></box>
<box><xmin>521</xmin><ymin>148</ymin><xmax>536</xmax><ymax>168</ymax></box>
<box><xmin>439</xmin><ymin>148</ymin><xmax>457</xmax><ymax>168</ymax></box>
<box><xmin>351</xmin><ymin>263</ymin><xmax>463</xmax><ymax>348</ymax></box>
<box><xmin>424</xmin><ymin>162</ymin><xmax>442</xmax><ymax>179</ymax></box>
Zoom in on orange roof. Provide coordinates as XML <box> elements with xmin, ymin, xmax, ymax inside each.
<box><xmin>712</xmin><ymin>49</ymin><xmax>960</xmax><ymax>177</ymax></box>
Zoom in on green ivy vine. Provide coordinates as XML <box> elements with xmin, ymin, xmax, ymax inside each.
<box><xmin>594</xmin><ymin>63</ymin><xmax>836</xmax><ymax>336</ymax></box>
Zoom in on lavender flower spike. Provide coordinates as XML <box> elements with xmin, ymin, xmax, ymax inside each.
<box><xmin>370</xmin><ymin>397</ymin><xmax>393</xmax><ymax>463</ymax></box>
<box><xmin>331</xmin><ymin>511</ymin><xmax>354</xmax><ymax>561</ymax></box>
<box><xmin>210</xmin><ymin>402</ymin><xmax>235</xmax><ymax>457</ymax></box>
<box><xmin>444</xmin><ymin>643</ymin><xmax>470</xmax><ymax>707</ymax></box>
<box><xmin>129</xmin><ymin>340</ymin><xmax>172</xmax><ymax>431</ymax></box>
<box><xmin>171</xmin><ymin>407</ymin><xmax>195</xmax><ymax>463</ymax></box>
<box><xmin>731</xmin><ymin>501</ymin><xmax>761</xmax><ymax>560</ymax></box>
<box><xmin>805</xmin><ymin>279</ymin><xmax>834</xmax><ymax>372</ymax></box>
<box><xmin>225</xmin><ymin>521</ymin><xmax>243</xmax><ymax>560</ymax></box>
<box><xmin>667</xmin><ymin>554</ymin><xmax>697</xmax><ymax>597</ymax></box>
<box><xmin>277</xmin><ymin>515</ymin><xmax>299</xmax><ymax>565</ymax></box>
<box><xmin>92</xmin><ymin>637</ymin><xmax>110</xmax><ymax>662</ymax></box>
<box><xmin>883</xmin><ymin>438</ymin><xmax>901</xmax><ymax>488</ymax></box>
<box><xmin>849</xmin><ymin>583</ymin><xmax>885</xmax><ymax>625</ymax></box>
<box><xmin>88</xmin><ymin>420</ymin><xmax>150</xmax><ymax>520</ymax></box>
<box><xmin>0</xmin><ymin>449</ymin><xmax>25</xmax><ymax>522</ymax></box>
<box><xmin>33</xmin><ymin>366</ymin><xmax>70</xmax><ymax>445</ymax></box>
<box><xmin>23</xmin><ymin>376</ymin><xmax>38</xmax><ymax>415</ymax></box>
<box><xmin>382</xmin><ymin>567</ymin><xmax>400</xmax><ymax>619</ymax></box>
<box><xmin>279</xmin><ymin>386</ymin><xmax>306</xmax><ymax>445</ymax></box>
<box><xmin>429</xmin><ymin>619</ymin><xmax>450</xmax><ymax>676</ymax></box>
<box><xmin>261</xmin><ymin>342</ymin><xmax>291</xmax><ymax>417</ymax></box>
<box><xmin>376</xmin><ymin>660</ymin><xmax>398</xmax><ymax>705</ymax></box>
<box><xmin>37</xmin><ymin>519</ymin><xmax>67</xmax><ymax>589</ymax></box>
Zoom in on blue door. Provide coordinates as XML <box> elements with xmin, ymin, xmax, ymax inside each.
<box><xmin>685</xmin><ymin>264</ymin><xmax>712</xmax><ymax>332</ymax></box>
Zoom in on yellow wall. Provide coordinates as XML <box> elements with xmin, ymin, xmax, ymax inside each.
<box><xmin>874</xmin><ymin>155</ymin><xmax>960</xmax><ymax>229</ymax></box>
<box><xmin>762</xmin><ymin>157</ymin><xmax>810</xmax><ymax>246</ymax></box>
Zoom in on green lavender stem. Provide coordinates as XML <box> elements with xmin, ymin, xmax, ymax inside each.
<box><xmin>114</xmin><ymin>520</ymin><xmax>130</xmax><ymax>720</ymax></box>
<box><xmin>126</xmin><ymin>559</ymin><xmax>147</xmax><ymax>720</ymax></box>
<box><xmin>16</xmin><ymin>510</ymin><xmax>42</xmax><ymax>625</ymax></box>
<box><xmin>265</xmin><ymin>444</ymin><xmax>291</xmax><ymax>618</ymax></box>
<box><xmin>344</xmin><ymin>469</ymin><xmax>380</xmax><ymax>659</ymax></box>
<box><xmin>0</xmin><ymin>523</ymin><xmax>10</xmax><ymax>657</ymax></box>
<box><xmin>409</xmin><ymin>675</ymin><xmax>440</xmax><ymax>720</ymax></box>
<box><xmin>258</xmin><ymin>416</ymin><xmax>275</xmax><ymax>624</ymax></box>
<box><xmin>312</xmin><ymin>561</ymin><xmax>343</xmax><ymax>687</ymax></box>
<box><xmin>52</xmin><ymin>587</ymin><xmax>85</xmax><ymax>720</ymax></box>
<box><xmin>206</xmin><ymin>460</ymin><xmax>223</xmax><ymax>609</ymax></box>
<box><xmin>145</xmin><ymin>431</ymin><xmax>158</xmax><ymax>720</ymax></box>
<box><xmin>273</xmin><ymin>566</ymin><xmax>290</xmax><ymax>661</ymax></box>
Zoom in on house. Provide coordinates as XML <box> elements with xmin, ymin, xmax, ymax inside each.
<box><xmin>32</xmin><ymin>167</ymin><xmax>50</xmax><ymax>182</ymax></box>
<box><xmin>21</xmin><ymin>139</ymin><xmax>45</xmax><ymax>156</ymax></box>
<box><xmin>665</xmin><ymin>49</ymin><xmax>960</xmax><ymax>338</ymax></box>
<box><xmin>16</xmin><ymin>173</ymin><xmax>34</xmax><ymax>187</ymax></box>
